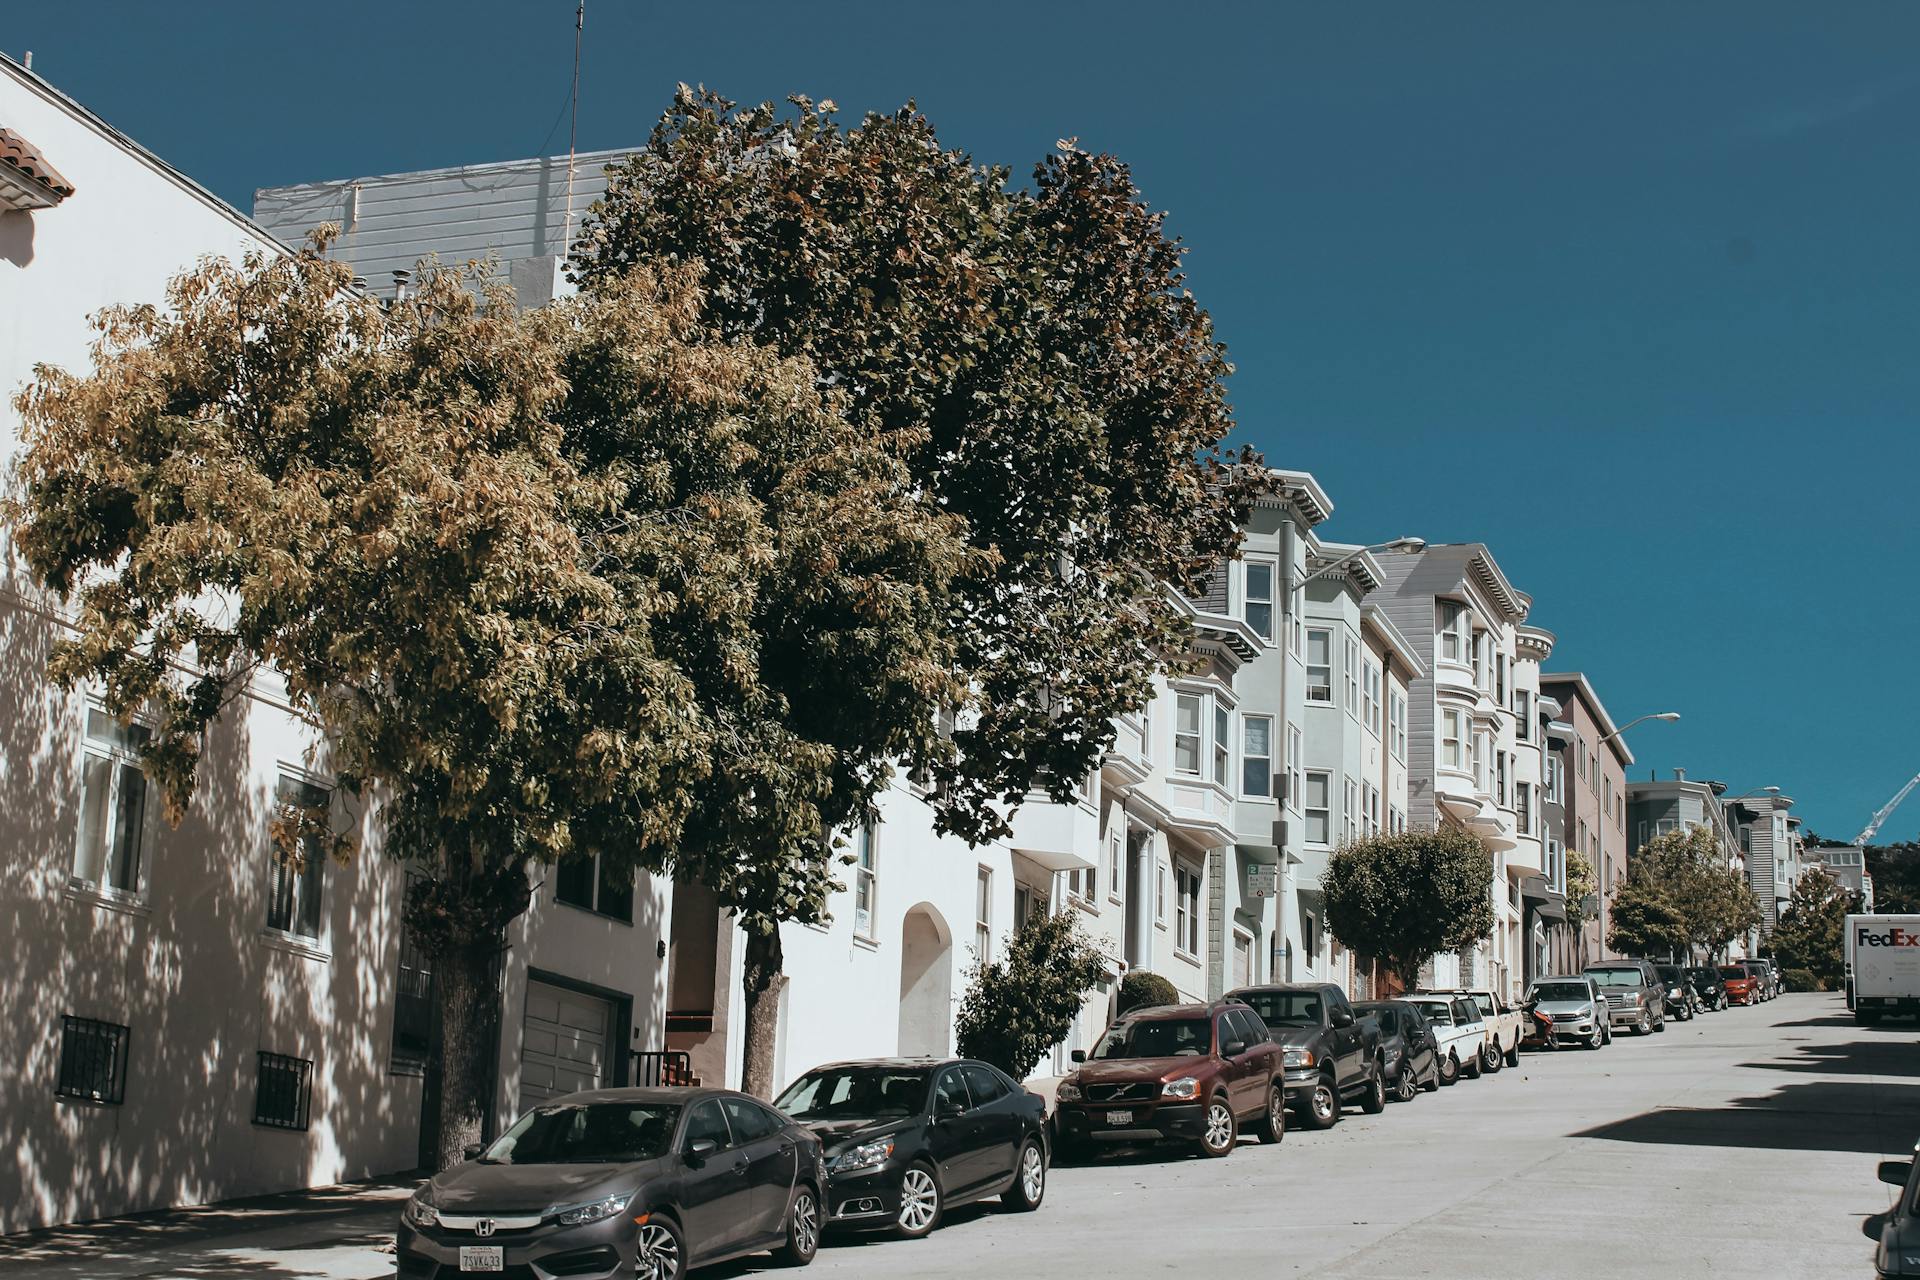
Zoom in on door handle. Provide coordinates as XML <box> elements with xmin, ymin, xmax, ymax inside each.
<box><xmin>732</xmin><ymin>1156</ymin><xmax>750</xmax><ymax>1171</ymax></box>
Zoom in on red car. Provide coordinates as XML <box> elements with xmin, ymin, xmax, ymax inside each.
<box><xmin>1720</xmin><ymin>965</ymin><xmax>1761</xmax><ymax>1006</ymax></box>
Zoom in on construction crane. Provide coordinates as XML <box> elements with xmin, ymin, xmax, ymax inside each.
<box><xmin>1857</xmin><ymin>773</ymin><xmax>1920</xmax><ymax>845</ymax></box>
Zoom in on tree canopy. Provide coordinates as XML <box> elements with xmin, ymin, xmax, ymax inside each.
<box><xmin>954</xmin><ymin>910</ymin><xmax>1106</xmax><ymax>1080</ymax></box>
<box><xmin>1768</xmin><ymin>869</ymin><xmax>1854</xmax><ymax>986</ymax></box>
<box><xmin>1320</xmin><ymin>828</ymin><xmax>1496</xmax><ymax>989</ymax></box>
<box><xmin>1605</xmin><ymin>826</ymin><xmax>1760</xmax><ymax>960</ymax></box>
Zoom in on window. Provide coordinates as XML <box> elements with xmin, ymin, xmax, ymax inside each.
<box><xmin>1155</xmin><ymin>862</ymin><xmax>1168</xmax><ymax>926</ymax></box>
<box><xmin>1437</xmin><ymin>603</ymin><xmax>1467</xmax><ymax>663</ymax></box>
<box><xmin>1174</xmin><ymin>863</ymin><xmax>1202</xmax><ymax>956</ymax></box>
<box><xmin>1576</xmin><ymin>745</ymin><xmax>1588</xmax><ymax>783</ymax></box>
<box><xmin>854</xmin><ymin>822</ymin><xmax>878</xmax><ymax>938</ymax></box>
<box><xmin>267</xmin><ymin>775</ymin><xmax>329</xmax><ymax>939</ymax></box>
<box><xmin>1343</xmin><ymin>635</ymin><xmax>1360</xmax><ymax>717</ymax></box>
<box><xmin>1390</xmin><ymin>803</ymin><xmax>1407</xmax><ymax>835</ymax></box>
<box><xmin>684</xmin><ymin>1098</ymin><xmax>732</xmax><ymax>1150</ymax></box>
<box><xmin>959</xmin><ymin>1063</ymin><xmax>1011</xmax><ymax>1107</ymax></box>
<box><xmin>1544</xmin><ymin>751</ymin><xmax>1562</xmax><ymax>803</ymax></box>
<box><xmin>1013</xmin><ymin>882</ymin><xmax>1036</xmax><ymax>928</ymax></box>
<box><xmin>1588</xmin><ymin>750</ymin><xmax>1598</xmax><ymax>789</ymax></box>
<box><xmin>1471</xmin><ymin>632</ymin><xmax>1489</xmax><ymax>692</ymax></box>
<box><xmin>1213</xmin><ymin>703</ymin><xmax>1230</xmax><ymax>787</ymax></box>
<box><xmin>722</xmin><ymin>1097</ymin><xmax>785</xmax><ymax>1143</ymax></box>
<box><xmin>1363</xmin><ymin>781</ymin><xmax>1380</xmax><ymax>838</ymax></box>
<box><xmin>1495</xmin><ymin>654</ymin><xmax>1508</xmax><ymax>704</ymax></box>
<box><xmin>1242</xmin><ymin>715</ymin><xmax>1274</xmax><ymax>799</ymax></box>
<box><xmin>1305</xmin><ymin>630</ymin><xmax>1334</xmax><ymax>703</ymax></box>
<box><xmin>1304</xmin><ymin>912</ymin><xmax>1319</xmax><ymax>963</ymax></box>
<box><xmin>1304</xmin><ymin>772</ymin><xmax>1332</xmax><ymax>845</ymax></box>
<box><xmin>1546</xmin><ymin>838</ymin><xmax>1563</xmax><ymax>891</ymax></box>
<box><xmin>1290</xmin><ymin>583</ymin><xmax>1305</xmax><ymax>658</ymax></box>
<box><xmin>1363</xmin><ymin>660</ymin><xmax>1382</xmax><ymax>736</ymax></box>
<box><xmin>392</xmin><ymin>874</ymin><xmax>434</xmax><ymax>1073</ymax></box>
<box><xmin>1495</xmin><ymin>752</ymin><xmax>1508</xmax><ymax>807</ymax></box>
<box><xmin>1243</xmin><ymin>561</ymin><xmax>1275</xmax><ymax>641</ymax></box>
<box><xmin>1472</xmin><ymin>732</ymin><xmax>1489</xmax><ymax>792</ymax></box>
<box><xmin>1286</xmin><ymin>723</ymin><xmax>1303</xmax><ymax>810</ymax></box>
<box><xmin>1174</xmin><ymin>692</ymin><xmax>1203</xmax><ymax>775</ymax></box>
<box><xmin>1344</xmin><ymin>778</ymin><xmax>1358</xmax><ymax>844</ymax></box>
<box><xmin>1655</xmin><ymin>817</ymin><xmax>1678</xmax><ymax>837</ymax></box>
<box><xmin>1516</xmin><ymin>782</ymin><xmax>1531</xmax><ymax>837</ymax></box>
<box><xmin>975</xmin><ymin>866</ymin><xmax>992</xmax><ymax>962</ymax></box>
<box><xmin>56</xmin><ymin>1014</ymin><xmax>129</xmax><ymax>1105</ymax></box>
<box><xmin>1442</xmin><ymin>710</ymin><xmax>1465</xmax><ymax>771</ymax></box>
<box><xmin>74</xmin><ymin>709</ymin><xmax>151</xmax><ymax>896</ymax></box>
<box><xmin>254</xmin><ymin>1051</ymin><xmax>313</xmax><ymax>1130</ymax></box>
<box><xmin>555</xmin><ymin>849</ymin><xmax>634</xmax><ymax>924</ymax></box>
<box><xmin>1514</xmin><ymin>690</ymin><xmax>1531</xmax><ymax>740</ymax></box>
<box><xmin>1108</xmin><ymin>830</ymin><xmax>1125</xmax><ymax>902</ymax></box>
<box><xmin>1389</xmin><ymin>690</ymin><xmax>1407</xmax><ymax>761</ymax></box>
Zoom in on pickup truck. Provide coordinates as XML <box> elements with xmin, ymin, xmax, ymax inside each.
<box><xmin>1401</xmin><ymin>993</ymin><xmax>1488</xmax><ymax>1085</ymax></box>
<box><xmin>1228</xmin><ymin>983</ymin><xmax>1385</xmax><ymax>1129</ymax></box>
<box><xmin>1417</xmin><ymin>986</ymin><xmax>1523</xmax><ymax>1070</ymax></box>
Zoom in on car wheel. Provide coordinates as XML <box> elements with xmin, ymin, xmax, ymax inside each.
<box><xmin>1653</xmin><ymin>1013</ymin><xmax>1667</xmax><ymax>1034</ymax></box>
<box><xmin>1360</xmin><ymin>1063</ymin><xmax>1387</xmax><ymax>1114</ymax></box>
<box><xmin>1438</xmin><ymin>1050</ymin><xmax>1459</xmax><ymax>1086</ymax></box>
<box><xmin>636</xmin><ymin>1215</ymin><xmax>687</xmax><ymax>1280</ymax></box>
<box><xmin>1198</xmin><ymin>1093</ymin><xmax>1237</xmax><ymax>1157</ymax></box>
<box><xmin>895</xmin><ymin>1162</ymin><xmax>943</xmax><ymax>1238</ymax></box>
<box><xmin>774</xmin><ymin>1185</ymin><xmax>821</xmax><ymax>1267</ymax></box>
<box><xmin>1462</xmin><ymin>1048</ymin><xmax>1481</xmax><ymax>1079</ymax></box>
<box><xmin>1298</xmin><ymin>1074</ymin><xmax>1340</xmax><ymax>1129</ymax></box>
<box><xmin>1001</xmin><ymin>1140</ymin><xmax>1046</xmax><ymax>1212</ymax></box>
<box><xmin>1483</xmin><ymin>1041</ymin><xmax>1503</xmax><ymax>1073</ymax></box>
<box><xmin>1255</xmin><ymin>1083</ymin><xmax>1287</xmax><ymax>1143</ymax></box>
<box><xmin>1635</xmin><ymin>1011</ymin><xmax>1652</xmax><ymax>1036</ymax></box>
<box><xmin>1586</xmin><ymin>1026</ymin><xmax>1604</xmax><ymax>1050</ymax></box>
<box><xmin>1503</xmin><ymin>1039</ymin><xmax>1520</xmax><ymax>1067</ymax></box>
<box><xmin>1395</xmin><ymin>1064</ymin><xmax>1419</xmax><ymax>1103</ymax></box>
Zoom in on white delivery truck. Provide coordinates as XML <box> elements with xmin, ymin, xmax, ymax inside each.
<box><xmin>1846</xmin><ymin>914</ymin><xmax>1920</xmax><ymax>1024</ymax></box>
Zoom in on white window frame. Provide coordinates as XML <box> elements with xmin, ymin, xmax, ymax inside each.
<box><xmin>73</xmin><ymin>706</ymin><xmax>155</xmax><ymax>901</ymax></box>
<box><xmin>1304</xmin><ymin>771</ymin><xmax>1333</xmax><ymax>846</ymax></box>
<box><xmin>1305</xmin><ymin>629</ymin><xmax>1334</xmax><ymax>704</ymax></box>
<box><xmin>1108</xmin><ymin>828</ymin><xmax>1125</xmax><ymax>903</ymax></box>
<box><xmin>1513</xmin><ymin>689</ymin><xmax>1530</xmax><ymax>740</ymax></box>
<box><xmin>1495</xmin><ymin>751</ymin><xmax>1508</xmax><ymax>807</ymax></box>
<box><xmin>266</xmin><ymin>771</ymin><xmax>331</xmax><ymax>943</ymax></box>
<box><xmin>1437</xmin><ymin>602</ymin><xmax>1467</xmax><ymax>664</ymax></box>
<box><xmin>1241</xmin><ymin>714</ymin><xmax>1274</xmax><ymax>800</ymax></box>
<box><xmin>1343</xmin><ymin>634</ymin><xmax>1360</xmax><ymax>718</ymax></box>
<box><xmin>1242</xmin><ymin>559</ymin><xmax>1276</xmax><ymax>643</ymax></box>
<box><xmin>1173</xmin><ymin>691</ymin><xmax>1204</xmax><ymax>777</ymax></box>
<box><xmin>1363</xmin><ymin>781</ymin><xmax>1380</xmax><ymax>838</ymax></box>
<box><xmin>853</xmin><ymin>822</ymin><xmax>881</xmax><ymax>939</ymax></box>
<box><xmin>1389</xmin><ymin>689</ymin><xmax>1407</xmax><ymax>761</ymax></box>
<box><xmin>1286</xmin><ymin>723</ymin><xmax>1303</xmax><ymax>812</ymax></box>
<box><xmin>1441</xmin><ymin>709</ymin><xmax>1465</xmax><ymax>772</ymax></box>
<box><xmin>1155</xmin><ymin>862</ymin><xmax>1168</xmax><ymax>927</ymax></box>
<box><xmin>1174</xmin><ymin>862</ymin><xmax>1202</xmax><ymax>957</ymax></box>
<box><xmin>1343</xmin><ymin>777</ymin><xmax>1358</xmax><ymax>844</ymax></box>
<box><xmin>975</xmin><ymin>865</ymin><xmax>993</xmax><ymax>963</ymax></box>
<box><xmin>1363</xmin><ymin>659</ymin><xmax>1382</xmax><ymax>737</ymax></box>
<box><xmin>1213</xmin><ymin>702</ymin><xmax>1231</xmax><ymax>788</ymax></box>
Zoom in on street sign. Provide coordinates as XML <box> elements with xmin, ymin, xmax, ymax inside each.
<box><xmin>1247</xmin><ymin>863</ymin><xmax>1279</xmax><ymax>898</ymax></box>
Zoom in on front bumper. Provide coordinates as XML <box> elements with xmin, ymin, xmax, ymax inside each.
<box><xmin>1282</xmin><ymin>1067</ymin><xmax>1326</xmax><ymax>1104</ymax></box>
<box><xmin>1604</xmin><ymin>1002</ymin><xmax>1650</xmax><ymax>1026</ymax></box>
<box><xmin>822</xmin><ymin>1161</ymin><xmax>904</xmax><ymax>1226</ymax></box>
<box><xmin>397</xmin><ymin>1219</ymin><xmax>630</xmax><ymax>1279</ymax></box>
<box><xmin>1056</xmin><ymin>1100</ymin><xmax>1207</xmax><ymax>1144</ymax></box>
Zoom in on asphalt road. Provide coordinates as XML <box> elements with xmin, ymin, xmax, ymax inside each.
<box><xmin>0</xmin><ymin>992</ymin><xmax>1906</xmax><ymax>1279</ymax></box>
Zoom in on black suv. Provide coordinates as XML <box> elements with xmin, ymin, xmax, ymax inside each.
<box><xmin>1655</xmin><ymin>965</ymin><xmax>1700</xmax><ymax>1021</ymax></box>
<box><xmin>1685</xmin><ymin>966</ymin><xmax>1727</xmax><ymax>1011</ymax></box>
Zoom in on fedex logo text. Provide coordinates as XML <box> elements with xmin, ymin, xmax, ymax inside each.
<box><xmin>1856</xmin><ymin>928</ymin><xmax>1920</xmax><ymax>947</ymax></box>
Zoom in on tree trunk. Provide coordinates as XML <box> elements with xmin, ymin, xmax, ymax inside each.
<box><xmin>435</xmin><ymin>939</ymin><xmax>500</xmax><ymax>1171</ymax></box>
<box><xmin>739</xmin><ymin>925</ymin><xmax>787</xmax><ymax>1100</ymax></box>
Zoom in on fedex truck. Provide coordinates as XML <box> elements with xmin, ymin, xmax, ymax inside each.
<box><xmin>1847</xmin><ymin>915</ymin><xmax>1920</xmax><ymax>1024</ymax></box>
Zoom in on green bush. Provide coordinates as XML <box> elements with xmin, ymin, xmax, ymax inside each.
<box><xmin>955</xmin><ymin>910</ymin><xmax>1106</xmax><ymax>1080</ymax></box>
<box><xmin>1116</xmin><ymin>970</ymin><xmax>1179</xmax><ymax>1017</ymax></box>
<box><xmin>1782</xmin><ymin>967</ymin><xmax>1818</xmax><ymax>993</ymax></box>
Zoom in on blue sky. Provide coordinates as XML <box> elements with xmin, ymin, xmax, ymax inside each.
<box><xmin>12</xmin><ymin>2</ymin><xmax>1919</xmax><ymax>841</ymax></box>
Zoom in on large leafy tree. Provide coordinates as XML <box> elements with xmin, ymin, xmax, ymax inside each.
<box><xmin>1606</xmin><ymin>875</ymin><xmax>1689</xmax><ymax>958</ymax></box>
<box><xmin>1616</xmin><ymin>826</ymin><xmax>1761</xmax><ymax>961</ymax></box>
<box><xmin>1865</xmin><ymin>842</ymin><xmax>1920</xmax><ymax>913</ymax></box>
<box><xmin>1768</xmin><ymin>869</ymin><xmax>1855</xmax><ymax>986</ymax></box>
<box><xmin>571</xmin><ymin>88</ymin><xmax>1263</xmax><ymax>1093</ymax></box>
<box><xmin>1321</xmin><ymin>828</ymin><xmax>1496</xmax><ymax>990</ymax></box>
<box><xmin>954</xmin><ymin>910</ymin><xmax>1106</xmax><ymax>1080</ymax></box>
<box><xmin>6</xmin><ymin>241</ymin><xmax>971</xmax><ymax>1165</ymax></box>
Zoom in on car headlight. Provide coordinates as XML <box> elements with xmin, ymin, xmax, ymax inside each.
<box><xmin>1161</xmin><ymin>1077</ymin><xmax>1200</xmax><ymax>1099</ymax></box>
<box><xmin>1056</xmin><ymin>1079</ymin><xmax>1082</xmax><ymax>1102</ymax></box>
<box><xmin>553</xmin><ymin>1193</ymin><xmax>630</xmax><ymax>1226</ymax></box>
<box><xmin>1282</xmin><ymin>1047</ymin><xmax>1315</xmax><ymax>1069</ymax></box>
<box><xmin>830</xmin><ymin>1138</ymin><xmax>895</xmax><ymax>1174</ymax></box>
<box><xmin>403</xmin><ymin>1187</ymin><xmax>440</xmax><ymax>1229</ymax></box>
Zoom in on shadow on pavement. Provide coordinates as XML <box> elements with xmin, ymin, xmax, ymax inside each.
<box><xmin>1575</xmin><ymin>1077</ymin><xmax>1920</xmax><ymax>1156</ymax></box>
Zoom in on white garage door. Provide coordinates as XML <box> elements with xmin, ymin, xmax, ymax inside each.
<box><xmin>520</xmin><ymin>980</ymin><xmax>612</xmax><ymax>1111</ymax></box>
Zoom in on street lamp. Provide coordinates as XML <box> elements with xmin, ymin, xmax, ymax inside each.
<box><xmin>1598</xmin><ymin>711</ymin><xmax>1680</xmax><ymax>746</ymax></box>
<box><xmin>1294</xmin><ymin>536</ymin><xmax>1426</xmax><ymax>591</ymax></box>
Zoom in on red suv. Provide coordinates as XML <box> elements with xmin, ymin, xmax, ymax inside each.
<box><xmin>1052</xmin><ymin>1001</ymin><xmax>1287</xmax><ymax>1159</ymax></box>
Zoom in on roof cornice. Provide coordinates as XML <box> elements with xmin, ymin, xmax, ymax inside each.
<box><xmin>1514</xmin><ymin>624</ymin><xmax>1557</xmax><ymax>662</ymax></box>
<box><xmin>1539</xmin><ymin>671</ymin><xmax>1635</xmax><ymax>767</ymax></box>
<box><xmin>1255</xmin><ymin>468</ymin><xmax>1333</xmax><ymax>528</ymax></box>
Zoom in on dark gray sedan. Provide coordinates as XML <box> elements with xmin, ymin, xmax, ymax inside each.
<box><xmin>397</xmin><ymin>1086</ymin><xmax>825</xmax><ymax>1280</ymax></box>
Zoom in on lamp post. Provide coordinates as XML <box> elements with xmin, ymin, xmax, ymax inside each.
<box><xmin>1597</xmin><ymin>711</ymin><xmax>1680</xmax><ymax>746</ymax></box>
<box><xmin>1292</xmin><ymin>536</ymin><xmax>1426</xmax><ymax>593</ymax></box>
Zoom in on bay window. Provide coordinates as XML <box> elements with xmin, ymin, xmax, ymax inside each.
<box><xmin>1243</xmin><ymin>561</ymin><xmax>1275</xmax><ymax>641</ymax></box>
<box><xmin>1306</xmin><ymin>630</ymin><xmax>1333</xmax><ymax>703</ymax></box>
<box><xmin>1174</xmin><ymin>693</ymin><xmax>1203</xmax><ymax>776</ymax></box>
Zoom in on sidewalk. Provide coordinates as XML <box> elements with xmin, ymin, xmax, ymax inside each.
<box><xmin>0</xmin><ymin>1175</ymin><xmax>418</xmax><ymax>1280</ymax></box>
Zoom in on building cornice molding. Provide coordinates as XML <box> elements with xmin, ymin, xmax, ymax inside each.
<box><xmin>1255</xmin><ymin>468</ymin><xmax>1333</xmax><ymax>528</ymax></box>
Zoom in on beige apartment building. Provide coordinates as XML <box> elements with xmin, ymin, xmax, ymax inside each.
<box><xmin>1539</xmin><ymin>674</ymin><xmax>1632</xmax><ymax>964</ymax></box>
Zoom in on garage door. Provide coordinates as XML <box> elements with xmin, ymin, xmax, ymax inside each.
<box><xmin>520</xmin><ymin>980</ymin><xmax>611</xmax><ymax>1111</ymax></box>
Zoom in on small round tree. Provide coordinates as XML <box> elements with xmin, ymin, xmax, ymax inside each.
<box><xmin>1320</xmin><ymin>827</ymin><xmax>1495</xmax><ymax>990</ymax></box>
<box><xmin>955</xmin><ymin>910</ymin><xmax>1106</xmax><ymax>1080</ymax></box>
<box><xmin>1116</xmin><ymin>970</ymin><xmax>1179</xmax><ymax>1016</ymax></box>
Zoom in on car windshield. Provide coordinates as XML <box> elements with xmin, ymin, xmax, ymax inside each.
<box><xmin>1720</xmin><ymin>966</ymin><xmax>1748</xmax><ymax>979</ymax></box>
<box><xmin>1585</xmin><ymin>967</ymin><xmax>1644</xmax><ymax>988</ymax></box>
<box><xmin>1092</xmin><ymin>1018</ymin><xmax>1213</xmax><ymax>1058</ymax></box>
<box><xmin>482</xmin><ymin>1102</ymin><xmax>681</xmax><ymax>1165</ymax></box>
<box><xmin>1687</xmin><ymin>970</ymin><xmax>1718</xmax><ymax>982</ymax></box>
<box><xmin>1656</xmin><ymin>967</ymin><xmax>1684</xmax><ymax>982</ymax></box>
<box><xmin>1407</xmin><ymin>1000</ymin><xmax>1452</xmax><ymax>1024</ymax></box>
<box><xmin>775</xmin><ymin>1068</ymin><xmax>930</xmax><ymax>1120</ymax></box>
<box><xmin>1470</xmin><ymin>994</ymin><xmax>1495</xmax><ymax>1016</ymax></box>
<box><xmin>1532</xmin><ymin>982</ymin><xmax>1591</xmax><ymax>1002</ymax></box>
<box><xmin>1234</xmin><ymin>991</ymin><xmax>1321</xmax><ymax>1026</ymax></box>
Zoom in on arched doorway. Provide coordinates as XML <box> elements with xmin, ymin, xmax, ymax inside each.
<box><xmin>898</xmin><ymin>904</ymin><xmax>954</xmax><ymax>1057</ymax></box>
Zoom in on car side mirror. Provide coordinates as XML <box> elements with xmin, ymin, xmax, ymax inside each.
<box><xmin>1881</xmin><ymin>1161</ymin><xmax>1912</xmax><ymax>1187</ymax></box>
<box><xmin>685</xmin><ymin>1137</ymin><xmax>719</xmax><ymax>1165</ymax></box>
<box><xmin>1070</xmin><ymin>1049</ymin><xmax>1087</xmax><ymax>1064</ymax></box>
<box><xmin>1223</xmin><ymin>1040</ymin><xmax>1247</xmax><ymax>1058</ymax></box>
<box><xmin>461</xmin><ymin>1142</ymin><xmax>485</xmax><ymax>1162</ymax></box>
<box><xmin>1331</xmin><ymin>1008</ymin><xmax>1355</xmax><ymax>1028</ymax></box>
<box><xmin>937</xmin><ymin>1099</ymin><xmax>965</xmax><ymax>1120</ymax></box>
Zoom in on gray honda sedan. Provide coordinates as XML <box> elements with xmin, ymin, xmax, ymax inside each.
<box><xmin>397</xmin><ymin>1087</ymin><xmax>825</xmax><ymax>1280</ymax></box>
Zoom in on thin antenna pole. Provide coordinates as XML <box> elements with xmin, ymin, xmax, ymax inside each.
<box><xmin>562</xmin><ymin>1</ymin><xmax>584</xmax><ymax>260</ymax></box>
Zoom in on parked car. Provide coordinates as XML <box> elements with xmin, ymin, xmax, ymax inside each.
<box><xmin>1685</xmin><ymin>965</ymin><xmax>1728</xmax><ymax>1011</ymax></box>
<box><xmin>1229</xmin><ymin>982</ymin><xmax>1386</xmax><ymax>1128</ymax></box>
<box><xmin>1354</xmin><ymin>999</ymin><xmax>1440</xmax><ymax>1100</ymax></box>
<box><xmin>774</xmin><ymin>1057</ymin><xmax>1048</xmax><ymax>1239</ymax></box>
<box><xmin>1874</xmin><ymin>1138</ymin><xmax>1920</xmax><ymax>1278</ymax></box>
<box><xmin>1053</xmin><ymin>1001</ymin><xmax>1287</xmax><ymax>1158</ymax></box>
<box><xmin>398</xmin><ymin>1086</ymin><xmax>826</xmax><ymax>1280</ymax></box>
<box><xmin>1654</xmin><ymin>964</ymin><xmax>1701</xmax><ymax>1021</ymax></box>
<box><xmin>1583</xmin><ymin>960</ymin><xmax>1668</xmax><ymax>1035</ymax></box>
<box><xmin>1420</xmin><ymin>986</ymin><xmax>1524</xmax><ymax>1069</ymax></box>
<box><xmin>1402</xmin><ymin>994</ymin><xmax>1488</xmax><ymax>1084</ymax></box>
<box><xmin>1524</xmin><ymin>976</ymin><xmax>1612</xmax><ymax>1050</ymax></box>
<box><xmin>1757</xmin><ymin>958</ymin><xmax>1784</xmax><ymax>999</ymax></box>
<box><xmin>1720</xmin><ymin>963</ymin><xmax>1762</xmax><ymax>1005</ymax></box>
<box><xmin>1739</xmin><ymin>960</ymin><xmax>1775</xmax><ymax>1001</ymax></box>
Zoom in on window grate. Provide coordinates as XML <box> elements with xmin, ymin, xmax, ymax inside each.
<box><xmin>254</xmin><ymin>1051</ymin><xmax>313</xmax><ymax>1130</ymax></box>
<box><xmin>56</xmin><ymin>1015</ymin><xmax>129</xmax><ymax>1104</ymax></box>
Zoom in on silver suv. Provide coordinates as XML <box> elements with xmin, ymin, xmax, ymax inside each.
<box><xmin>1582</xmin><ymin>960</ymin><xmax>1667</xmax><ymax>1035</ymax></box>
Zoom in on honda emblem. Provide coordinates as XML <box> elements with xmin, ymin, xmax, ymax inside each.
<box><xmin>474</xmin><ymin>1219</ymin><xmax>496</xmax><ymax>1238</ymax></box>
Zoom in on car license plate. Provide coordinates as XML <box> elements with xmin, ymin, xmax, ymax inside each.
<box><xmin>459</xmin><ymin>1245</ymin><xmax>504</xmax><ymax>1272</ymax></box>
<box><xmin>1105</xmin><ymin>1109</ymin><xmax>1133</xmax><ymax>1126</ymax></box>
